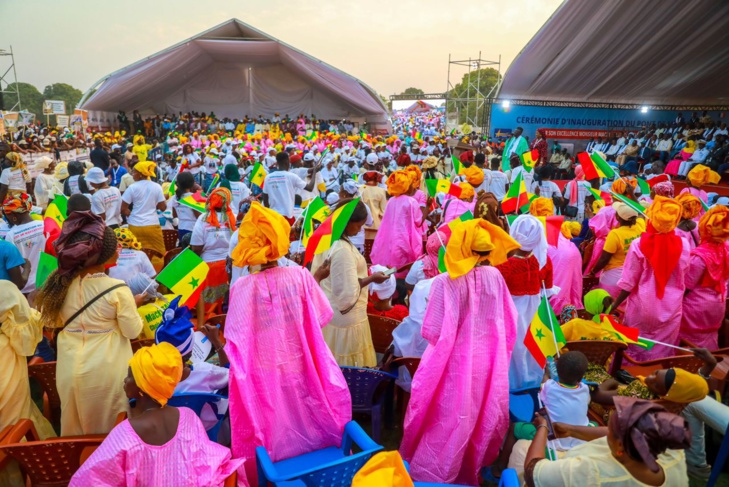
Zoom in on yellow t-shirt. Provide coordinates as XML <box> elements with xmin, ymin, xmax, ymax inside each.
<box><xmin>132</xmin><ymin>143</ymin><xmax>152</xmax><ymax>162</ymax></box>
<box><xmin>603</xmin><ymin>224</ymin><xmax>644</xmax><ymax>270</ymax></box>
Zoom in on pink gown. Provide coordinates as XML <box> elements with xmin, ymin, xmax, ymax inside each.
<box><xmin>370</xmin><ymin>195</ymin><xmax>425</xmax><ymax>276</ymax></box>
<box><xmin>548</xmin><ymin>235</ymin><xmax>583</xmax><ymax>313</ymax></box>
<box><xmin>679</xmin><ymin>243</ymin><xmax>729</xmax><ymax>349</ymax></box>
<box><xmin>617</xmin><ymin>237</ymin><xmax>690</xmax><ymax>361</ymax></box>
<box><xmin>675</xmin><ymin>226</ymin><xmax>700</xmax><ymax>251</ymax></box>
<box><xmin>412</xmin><ymin>189</ymin><xmax>427</xmax><ymax>207</ymax></box>
<box><xmin>585</xmin><ymin>206</ymin><xmax>618</xmax><ymax>275</ymax></box>
<box><xmin>70</xmin><ymin>407</ymin><xmax>243</xmax><ymax>487</ymax></box>
<box><xmin>226</xmin><ymin>267</ymin><xmax>352</xmax><ymax>483</ymax></box>
<box><xmin>400</xmin><ymin>266</ymin><xmax>517</xmax><ymax>485</ymax></box>
<box><xmin>441</xmin><ymin>198</ymin><xmax>475</xmax><ymax>226</ymax></box>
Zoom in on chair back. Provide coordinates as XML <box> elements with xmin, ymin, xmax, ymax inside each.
<box><xmin>509</xmin><ymin>386</ymin><xmax>541</xmax><ymax>424</ymax></box>
<box><xmin>363</xmin><ymin>239</ymin><xmax>374</xmax><ymax>264</ymax></box>
<box><xmin>167</xmin><ymin>392</ymin><xmax>227</xmax><ymax>416</ymax></box>
<box><xmin>141</xmin><ymin>247</ymin><xmax>164</xmax><ymax>262</ymax></box>
<box><xmin>163</xmin><ymin>247</ymin><xmax>184</xmax><ymax>268</ymax></box>
<box><xmin>27</xmin><ymin>362</ymin><xmax>61</xmax><ymax>423</ymax></box>
<box><xmin>297</xmin><ymin>453</ymin><xmax>376</xmax><ymax>487</ymax></box>
<box><xmin>390</xmin><ymin>357</ymin><xmax>421</xmax><ymax>378</ymax></box>
<box><xmin>565</xmin><ymin>340</ymin><xmax>627</xmax><ymax>374</ymax></box>
<box><xmin>367</xmin><ymin>315</ymin><xmax>400</xmax><ymax>354</ymax></box>
<box><xmin>340</xmin><ymin>367</ymin><xmax>396</xmax><ymax>410</ymax></box>
<box><xmin>623</xmin><ymin>354</ymin><xmax>710</xmax><ymax>373</ymax></box>
<box><xmin>582</xmin><ymin>276</ymin><xmax>599</xmax><ymax>297</ymax></box>
<box><xmin>162</xmin><ymin>229</ymin><xmax>179</xmax><ymax>251</ymax></box>
<box><xmin>131</xmin><ymin>338</ymin><xmax>155</xmax><ymax>353</ymax></box>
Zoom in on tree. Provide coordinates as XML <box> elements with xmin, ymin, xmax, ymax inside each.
<box><xmin>379</xmin><ymin>93</ymin><xmax>392</xmax><ymax>112</ymax></box>
<box><xmin>43</xmin><ymin>83</ymin><xmax>83</xmax><ymax>124</ymax></box>
<box><xmin>446</xmin><ymin>68</ymin><xmax>501</xmax><ymax>125</ymax></box>
<box><xmin>400</xmin><ymin>87</ymin><xmax>425</xmax><ymax>96</ymax></box>
<box><xmin>6</xmin><ymin>82</ymin><xmax>44</xmax><ymax>120</ymax></box>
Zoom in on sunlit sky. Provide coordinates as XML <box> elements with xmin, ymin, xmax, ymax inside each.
<box><xmin>2</xmin><ymin>0</ymin><xmax>562</xmax><ymax>97</ymax></box>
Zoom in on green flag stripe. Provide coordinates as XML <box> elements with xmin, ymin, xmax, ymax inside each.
<box><xmin>156</xmin><ymin>249</ymin><xmax>203</xmax><ymax>286</ymax></box>
<box><xmin>330</xmin><ymin>198</ymin><xmax>360</xmax><ymax>241</ymax></box>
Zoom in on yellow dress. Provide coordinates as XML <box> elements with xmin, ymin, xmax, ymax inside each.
<box><xmin>361</xmin><ymin>185</ymin><xmax>388</xmax><ymax>240</ymax></box>
<box><xmin>313</xmin><ymin>239</ymin><xmax>376</xmax><ymax>367</ymax></box>
<box><xmin>0</xmin><ymin>285</ymin><xmax>56</xmax><ymax>487</ymax></box>
<box><xmin>53</xmin><ymin>274</ymin><xmax>143</xmax><ymax>436</ymax></box>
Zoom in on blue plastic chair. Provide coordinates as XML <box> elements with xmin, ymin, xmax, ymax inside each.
<box><xmin>340</xmin><ymin>366</ymin><xmax>397</xmax><ymax>443</ymax></box>
<box><xmin>409</xmin><ymin>467</ymin><xmax>518</xmax><ymax>486</ymax></box>
<box><xmin>167</xmin><ymin>392</ymin><xmax>226</xmax><ymax>442</ymax></box>
<box><xmin>255</xmin><ymin>421</ymin><xmax>383</xmax><ymax>487</ymax></box>
<box><xmin>509</xmin><ymin>386</ymin><xmax>541</xmax><ymax>423</ymax></box>
<box><xmin>708</xmin><ymin>421</ymin><xmax>729</xmax><ymax>487</ymax></box>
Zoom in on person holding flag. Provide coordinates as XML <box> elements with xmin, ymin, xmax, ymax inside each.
<box><xmin>611</xmin><ymin>196</ymin><xmax>690</xmax><ymax>361</ymax></box>
<box><xmin>400</xmin><ymin>219</ymin><xmax>520</xmax><ymax>485</ymax></box>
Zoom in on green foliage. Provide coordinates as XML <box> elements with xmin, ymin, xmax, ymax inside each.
<box><xmin>447</xmin><ymin>68</ymin><xmax>501</xmax><ymax>124</ymax></box>
<box><xmin>6</xmin><ymin>82</ymin><xmax>43</xmax><ymax>120</ymax></box>
<box><xmin>4</xmin><ymin>82</ymin><xmax>83</xmax><ymax>125</ymax></box>
<box><xmin>379</xmin><ymin>93</ymin><xmax>392</xmax><ymax>111</ymax></box>
<box><xmin>400</xmin><ymin>87</ymin><xmax>425</xmax><ymax>96</ymax></box>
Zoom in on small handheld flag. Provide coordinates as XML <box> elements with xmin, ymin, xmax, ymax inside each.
<box><xmin>520</xmin><ymin>149</ymin><xmax>539</xmax><ymax>173</ymax></box>
<box><xmin>179</xmin><ymin>191</ymin><xmax>207</xmax><ymax>213</ymax></box>
<box><xmin>425</xmin><ymin>178</ymin><xmax>462</xmax><ymax>198</ymax></box>
<box><xmin>501</xmin><ymin>172</ymin><xmax>529</xmax><ymax>214</ymax></box>
<box><xmin>304</xmin><ymin>198</ymin><xmax>361</xmax><ymax>265</ymax></box>
<box><xmin>249</xmin><ymin>162</ymin><xmax>267</xmax><ymax>189</ymax></box>
<box><xmin>155</xmin><ymin>249</ymin><xmax>210</xmax><ymax>307</ymax></box>
<box><xmin>524</xmin><ymin>293</ymin><xmax>566</xmax><ymax>368</ymax></box>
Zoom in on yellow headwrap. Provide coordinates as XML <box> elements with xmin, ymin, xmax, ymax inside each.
<box><xmin>699</xmin><ymin>205</ymin><xmax>729</xmax><ymax>243</ymax></box>
<box><xmin>561</xmin><ymin>221</ymin><xmax>582</xmax><ymax>239</ymax></box>
<box><xmin>231</xmin><ymin>202</ymin><xmax>290</xmax><ymax>267</ymax></box>
<box><xmin>351</xmin><ymin>452</ymin><xmax>414</xmax><ymax>487</ymax></box>
<box><xmin>675</xmin><ymin>192</ymin><xmax>702</xmax><ymax>220</ymax></box>
<box><xmin>128</xmin><ymin>342</ymin><xmax>183</xmax><ymax>407</ymax></box>
<box><xmin>445</xmin><ymin>219</ymin><xmax>520</xmax><ymax>279</ymax></box>
<box><xmin>458</xmin><ymin>182</ymin><xmax>475</xmax><ymax>201</ymax></box>
<box><xmin>462</xmin><ymin>164</ymin><xmax>485</xmax><ymax>186</ymax></box>
<box><xmin>687</xmin><ymin>164</ymin><xmax>720</xmax><ymax>188</ymax></box>
<box><xmin>529</xmin><ymin>197</ymin><xmax>554</xmax><ymax>217</ymax></box>
<box><xmin>592</xmin><ymin>199</ymin><xmax>606</xmax><ymax>214</ymax></box>
<box><xmin>386</xmin><ymin>170</ymin><xmax>411</xmax><ymax>197</ymax></box>
<box><xmin>646</xmin><ymin>196</ymin><xmax>682</xmax><ymax>233</ymax></box>
<box><xmin>114</xmin><ymin>227</ymin><xmax>142</xmax><ymax>250</ymax></box>
<box><xmin>134</xmin><ymin>161</ymin><xmax>156</xmax><ymax>179</ymax></box>
<box><xmin>404</xmin><ymin>165</ymin><xmax>422</xmax><ymax>189</ymax></box>
<box><xmin>662</xmin><ymin>368</ymin><xmax>709</xmax><ymax>404</ymax></box>
<box><xmin>611</xmin><ymin>178</ymin><xmax>637</xmax><ymax>195</ymax></box>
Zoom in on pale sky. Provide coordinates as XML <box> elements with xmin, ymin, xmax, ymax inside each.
<box><xmin>1</xmin><ymin>0</ymin><xmax>562</xmax><ymax>98</ymax></box>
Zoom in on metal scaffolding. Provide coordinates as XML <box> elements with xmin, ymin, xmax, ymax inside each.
<box><xmin>0</xmin><ymin>46</ymin><xmax>21</xmax><ymax>112</ymax></box>
<box><xmin>445</xmin><ymin>52</ymin><xmax>501</xmax><ymax>135</ymax></box>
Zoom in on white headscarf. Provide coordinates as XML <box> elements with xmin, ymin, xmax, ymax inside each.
<box><xmin>509</xmin><ymin>214</ymin><xmax>548</xmax><ymax>268</ymax></box>
<box><xmin>369</xmin><ymin>264</ymin><xmax>396</xmax><ymax>300</ymax></box>
<box><xmin>342</xmin><ymin>179</ymin><xmax>359</xmax><ymax>196</ymax></box>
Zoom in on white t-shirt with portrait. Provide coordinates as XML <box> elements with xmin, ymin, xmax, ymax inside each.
<box><xmin>262</xmin><ymin>170</ymin><xmax>306</xmax><ymax>218</ymax></box>
<box><xmin>190</xmin><ymin>213</ymin><xmax>233</xmax><ymax>262</ymax></box>
<box><xmin>108</xmin><ymin>248</ymin><xmax>157</xmax><ymax>284</ymax></box>
<box><xmin>121</xmin><ymin>179</ymin><xmax>166</xmax><ymax>227</ymax></box>
<box><xmin>228</xmin><ymin>181</ymin><xmax>251</xmax><ymax>216</ymax></box>
<box><xmin>91</xmin><ymin>186</ymin><xmax>123</xmax><ymax>226</ymax></box>
<box><xmin>5</xmin><ymin>220</ymin><xmax>46</xmax><ymax>293</ymax></box>
<box><xmin>0</xmin><ymin>167</ymin><xmax>26</xmax><ymax>191</ymax></box>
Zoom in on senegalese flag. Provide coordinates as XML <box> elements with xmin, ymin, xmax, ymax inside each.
<box><xmin>304</xmin><ymin>198</ymin><xmax>360</xmax><ymax>265</ymax></box>
<box><xmin>501</xmin><ymin>172</ymin><xmax>529</xmax><ymax>214</ymax></box>
<box><xmin>599</xmin><ymin>314</ymin><xmax>654</xmax><ymax>350</ymax></box>
<box><xmin>451</xmin><ymin>155</ymin><xmax>464</xmax><ymax>175</ymax></box>
<box><xmin>582</xmin><ymin>182</ymin><xmax>605</xmax><ymax>202</ymax></box>
<box><xmin>636</xmin><ymin>177</ymin><xmax>651</xmax><ymax>197</ymax></box>
<box><xmin>301</xmin><ymin>196</ymin><xmax>329</xmax><ymax>246</ymax></box>
<box><xmin>521</xmin><ymin>193</ymin><xmax>539</xmax><ymax>214</ymax></box>
<box><xmin>536</xmin><ymin>215</ymin><xmax>564</xmax><ymax>246</ymax></box>
<box><xmin>155</xmin><ymin>248</ymin><xmax>209</xmax><ymax>307</ymax></box>
<box><xmin>520</xmin><ymin>149</ymin><xmax>539</xmax><ymax>173</ymax></box>
<box><xmin>610</xmin><ymin>191</ymin><xmax>646</xmax><ymax>216</ymax></box>
<box><xmin>415</xmin><ymin>131</ymin><xmax>422</xmax><ymax>141</ymax></box>
<box><xmin>36</xmin><ymin>252</ymin><xmax>58</xmax><ymax>289</ymax></box>
<box><xmin>249</xmin><ymin>162</ymin><xmax>267</xmax><ymax>188</ymax></box>
<box><xmin>425</xmin><ymin>178</ymin><xmax>462</xmax><ymax>198</ymax></box>
<box><xmin>578</xmin><ymin>151</ymin><xmax>616</xmax><ymax>180</ymax></box>
<box><xmin>524</xmin><ymin>294</ymin><xmax>566</xmax><ymax>368</ymax></box>
<box><xmin>43</xmin><ymin>194</ymin><xmax>68</xmax><ymax>256</ymax></box>
<box><xmin>166</xmin><ymin>178</ymin><xmax>177</xmax><ymax>197</ymax></box>
<box><xmin>179</xmin><ymin>191</ymin><xmax>207</xmax><ymax>213</ymax></box>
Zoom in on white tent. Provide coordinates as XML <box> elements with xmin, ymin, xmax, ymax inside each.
<box><xmin>80</xmin><ymin>19</ymin><xmax>390</xmax><ymax>130</ymax></box>
<box><xmin>497</xmin><ymin>0</ymin><xmax>729</xmax><ymax>105</ymax></box>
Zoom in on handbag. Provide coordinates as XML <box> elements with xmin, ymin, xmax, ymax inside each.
<box><xmin>563</xmin><ymin>205</ymin><xmax>579</xmax><ymax>218</ymax></box>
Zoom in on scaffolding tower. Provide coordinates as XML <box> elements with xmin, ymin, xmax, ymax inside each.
<box><xmin>0</xmin><ymin>46</ymin><xmax>21</xmax><ymax>112</ymax></box>
<box><xmin>445</xmin><ymin>52</ymin><xmax>501</xmax><ymax>135</ymax></box>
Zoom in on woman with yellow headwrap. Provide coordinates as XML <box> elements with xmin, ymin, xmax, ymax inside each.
<box><xmin>679</xmin><ymin>205</ymin><xmax>729</xmax><ymax>349</ymax></box>
<box><xmin>226</xmin><ymin>202</ymin><xmax>352</xmax><ymax>483</ymax></box>
<box><xmin>611</xmin><ymin>196</ymin><xmax>690</xmax><ymax>361</ymax></box>
<box><xmin>121</xmin><ymin>161</ymin><xmax>166</xmax><ymax>270</ymax></box>
<box><xmin>0</xmin><ymin>151</ymin><xmax>31</xmax><ymax>202</ymax></box>
<box><xmin>681</xmin><ymin>164</ymin><xmax>719</xmax><ymax>219</ymax></box>
<box><xmin>70</xmin><ymin>342</ymin><xmax>245</xmax><ymax>486</ymax></box>
<box><xmin>371</xmin><ymin>170</ymin><xmax>427</xmax><ymax>275</ymax></box>
<box><xmin>401</xmin><ymin>219</ymin><xmax>519</xmax><ymax>485</ymax></box>
<box><xmin>674</xmin><ymin>192</ymin><xmax>702</xmax><ymax>249</ymax></box>
<box><xmin>108</xmin><ymin>227</ymin><xmax>157</xmax><ymax>288</ymax></box>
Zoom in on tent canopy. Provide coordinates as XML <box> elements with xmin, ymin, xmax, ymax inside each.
<box><xmin>497</xmin><ymin>0</ymin><xmax>729</xmax><ymax>106</ymax></box>
<box><xmin>80</xmin><ymin>19</ymin><xmax>390</xmax><ymax>129</ymax></box>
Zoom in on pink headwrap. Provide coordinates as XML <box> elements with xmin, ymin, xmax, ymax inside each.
<box><xmin>570</xmin><ymin>165</ymin><xmax>585</xmax><ymax>206</ymax></box>
<box><xmin>652</xmin><ymin>181</ymin><xmax>674</xmax><ymax>198</ymax></box>
<box><xmin>422</xmin><ymin>230</ymin><xmax>448</xmax><ymax>279</ymax></box>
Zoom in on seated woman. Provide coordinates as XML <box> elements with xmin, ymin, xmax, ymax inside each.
<box><xmin>367</xmin><ymin>264</ymin><xmax>409</xmax><ymax>321</ymax></box>
<box><xmin>522</xmin><ymin>397</ymin><xmax>690</xmax><ymax>486</ymax></box>
<box><xmin>109</xmin><ymin>228</ymin><xmax>157</xmax><ymax>285</ymax></box>
<box><xmin>70</xmin><ymin>343</ymin><xmax>243</xmax><ymax>486</ymax></box>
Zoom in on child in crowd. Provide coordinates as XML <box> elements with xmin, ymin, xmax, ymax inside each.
<box><xmin>86</xmin><ymin>167</ymin><xmax>122</xmax><ymax>228</ymax></box>
<box><xmin>168</xmin><ymin>171</ymin><xmax>200</xmax><ymax>241</ymax></box>
<box><xmin>367</xmin><ymin>264</ymin><xmax>409</xmax><ymax>321</ymax></box>
<box><xmin>2</xmin><ymin>193</ymin><xmax>46</xmax><ymax>294</ymax></box>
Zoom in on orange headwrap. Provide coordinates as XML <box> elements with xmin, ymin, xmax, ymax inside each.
<box><xmin>687</xmin><ymin>164</ymin><xmax>720</xmax><ymax>188</ymax></box>
<box><xmin>676</xmin><ymin>193</ymin><xmax>702</xmax><ymax>220</ymax></box>
<box><xmin>404</xmin><ymin>165</ymin><xmax>422</xmax><ymax>189</ymax></box>
<box><xmin>231</xmin><ymin>202</ymin><xmax>290</xmax><ymax>267</ymax></box>
<box><xmin>699</xmin><ymin>205</ymin><xmax>729</xmax><ymax>244</ymax></box>
<box><xmin>695</xmin><ymin>205</ymin><xmax>729</xmax><ymax>293</ymax></box>
<box><xmin>462</xmin><ymin>164</ymin><xmax>485</xmax><ymax>186</ymax></box>
<box><xmin>642</xmin><ymin>196</ymin><xmax>683</xmax><ymax>299</ymax></box>
<box><xmin>458</xmin><ymin>182</ymin><xmax>475</xmax><ymax>201</ymax></box>
<box><xmin>205</xmin><ymin>187</ymin><xmax>236</xmax><ymax>230</ymax></box>
<box><xmin>529</xmin><ymin>197</ymin><xmax>554</xmax><ymax>217</ymax></box>
<box><xmin>611</xmin><ymin>178</ymin><xmax>637</xmax><ymax>195</ymax></box>
<box><xmin>2</xmin><ymin>193</ymin><xmax>32</xmax><ymax>214</ymax></box>
<box><xmin>386</xmin><ymin>170</ymin><xmax>411</xmax><ymax>197</ymax></box>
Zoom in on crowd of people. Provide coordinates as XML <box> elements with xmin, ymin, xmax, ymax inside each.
<box><xmin>1</xmin><ymin>108</ymin><xmax>729</xmax><ymax>487</ymax></box>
